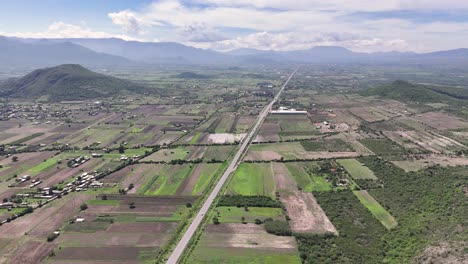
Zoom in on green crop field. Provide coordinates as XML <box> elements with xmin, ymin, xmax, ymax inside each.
<box><xmin>141</xmin><ymin>164</ymin><xmax>193</xmax><ymax>195</ymax></box>
<box><xmin>285</xmin><ymin>162</ymin><xmax>333</xmax><ymax>192</ymax></box>
<box><xmin>338</xmin><ymin>158</ymin><xmax>378</xmax><ymax>180</ymax></box>
<box><xmin>353</xmin><ymin>190</ymin><xmax>398</xmax><ymax>229</ymax></box>
<box><xmin>227</xmin><ymin>163</ymin><xmax>275</xmax><ymax>196</ymax></box>
<box><xmin>191</xmin><ymin>163</ymin><xmax>224</xmax><ymax>195</ymax></box>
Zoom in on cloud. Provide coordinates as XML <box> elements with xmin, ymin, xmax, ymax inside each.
<box><xmin>103</xmin><ymin>0</ymin><xmax>468</xmax><ymax>52</ymax></box>
<box><xmin>1</xmin><ymin>21</ymin><xmax>139</xmax><ymax>41</ymax></box>
<box><xmin>179</xmin><ymin>23</ymin><xmax>226</xmax><ymax>42</ymax></box>
<box><xmin>108</xmin><ymin>10</ymin><xmax>145</xmax><ymax>35</ymax></box>
<box><xmin>190</xmin><ymin>31</ymin><xmax>409</xmax><ymax>52</ymax></box>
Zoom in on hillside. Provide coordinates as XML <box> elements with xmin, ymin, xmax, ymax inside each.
<box><xmin>0</xmin><ymin>37</ymin><xmax>131</xmax><ymax>68</ymax></box>
<box><xmin>361</xmin><ymin>80</ymin><xmax>468</xmax><ymax>103</ymax></box>
<box><xmin>0</xmin><ymin>64</ymin><xmax>151</xmax><ymax>101</ymax></box>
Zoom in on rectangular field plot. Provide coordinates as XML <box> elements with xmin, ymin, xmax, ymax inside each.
<box><xmin>142</xmin><ymin>145</ymin><xmax>234</xmax><ymax>162</ymax></box>
<box><xmin>338</xmin><ymin>158</ymin><xmax>378</xmax><ymax>180</ymax></box>
<box><xmin>135</xmin><ymin>163</ymin><xmax>224</xmax><ymax>196</ymax></box>
<box><xmin>300</xmin><ymin>138</ymin><xmax>354</xmax><ymax>152</ymax></box>
<box><xmin>281</xmin><ymin>191</ymin><xmax>336</xmax><ymax>234</ymax></box>
<box><xmin>226</xmin><ymin>163</ymin><xmax>275</xmax><ymax>196</ymax></box>
<box><xmin>359</xmin><ymin>138</ymin><xmax>408</xmax><ymax>156</ymax></box>
<box><xmin>187</xmin><ymin>224</ymin><xmax>301</xmax><ymax>264</ymax></box>
<box><xmin>353</xmin><ymin>190</ymin><xmax>398</xmax><ymax>229</ymax></box>
<box><xmin>212</xmin><ymin>207</ymin><xmax>285</xmax><ymax>223</ymax></box>
<box><xmin>245</xmin><ymin>141</ymin><xmax>359</xmax><ymax>161</ymax></box>
<box><xmin>138</xmin><ymin>164</ymin><xmax>193</xmax><ymax>195</ymax></box>
<box><xmin>254</xmin><ymin>114</ymin><xmax>319</xmax><ymax>142</ymax></box>
<box><xmin>284</xmin><ymin>162</ymin><xmax>334</xmax><ymax>192</ymax></box>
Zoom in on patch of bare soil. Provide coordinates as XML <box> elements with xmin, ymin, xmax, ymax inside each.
<box><xmin>28</xmin><ymin>194</ymin><xmax>92</xmax><ymax>238</ymax></box>
<box><xmin>244</xmin><ymin>150</ymin><xmax>282</xmax><ymax>161</ymax></box>
<box><xmin>204</xmin><ymin>223</ymin><xmax>297</xmax><ymax>251</ymax></box>
<box><xmin>281</xmin><ymin>191</ymin><xmax>337</xmax><ymax>234</ymax></box>
<box><xmin>415</xmin><ymin>241</ymin><xmax>467</xmax><ymax>264</ymax></box>
<box><xmin>272</xmin><ymin>163</ymin><xmax>296</xmax><ymax>190</ymax></box>
<box><xmin>5</xmin><ymin>240</ymin><xmax>56</xmax><ymax>264</ymax></box>
<box><xmin>107</xmin><ymin>222</ymin><xmax>177</xmax><ymax>233</ymax></box>
<box><xmin>54</xmin><ymin>246</ymin><xmax>147</xmax><ymax>261</ymax></box>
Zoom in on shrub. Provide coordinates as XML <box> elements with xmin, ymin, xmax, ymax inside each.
<box><xmin>264</xmin><ymin>220</ymin><xmax>292</xmax><ymax>236</ymax></box>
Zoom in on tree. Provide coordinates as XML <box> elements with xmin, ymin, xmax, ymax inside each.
<box><xmin>186</xmin><ymin>202</ymin><xmax>192</xmax><ymax>208</ymax></box>
<box><xmin>80</xmin><ymin>203</ymin><xmax>88</xmax><ymax>211</ymax></box>
<box><xmin>12</xmin><ymin>156</ymin><xmax>18</xmax><ymax>162</ymax></box>
<box><xmin>213</xmin><ymin>217</ymin><xmax>220</xmax><ymax>225</ymax></box>
<box><xmin>101</xmin><ymin>195</ymin><xmax>108</xmax><ymax>200</ymax></box>
<box><xmin>129</xmin><ymin>202</ymin><xmax>136</xmax><ymax>209</ymax></box>
<box><xmin>118</xmin><ymin>145</ymin><xmax>125</xmax><ymax>154</ymax></box>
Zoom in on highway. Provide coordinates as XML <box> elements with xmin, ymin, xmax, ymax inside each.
<box><xmin>166</xmin><ymin>68</ymin><xmax>298</xmax><ymax>264</ymax></box>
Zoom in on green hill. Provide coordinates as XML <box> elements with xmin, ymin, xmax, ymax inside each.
<box><xmin>0</xmin><ymin>64</ymin><xmax>151</xmax><ymax>101</ymax></box>
<box><xmin>362</xmin><ymin>80</ymin><xmax>468</xmax><ymax>103</ymax></box>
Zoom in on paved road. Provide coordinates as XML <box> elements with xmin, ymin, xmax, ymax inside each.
<box><xmin>166</xmin><ymin>68</ymin><xmax>298</xmax><ymax>264</ymax></box>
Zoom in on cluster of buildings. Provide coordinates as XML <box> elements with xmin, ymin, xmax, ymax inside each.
<box><xmin>271</xmin><ymin>106</ymin><xmax>308</xmax><ymax>114</ymax></box>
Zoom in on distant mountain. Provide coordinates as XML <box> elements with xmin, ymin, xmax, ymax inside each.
<box><xmin>56</xmin><ymin>38</ymin><xmax>232</xmax><ymax>64</ymax></box>
<box><xmin>0</xmin><ymin>37</ymin><xmax>131</xmax><ymax>69</ymax></box>
<box><xmin>0</xmin><ymin>64</ymin><xmax>151</xmax><ymax>101</ymax></box>
<box><xmin>2</xmin><ymin>36</ymin><xmax>468</xmax><ymax>66</ymax></box>
<box><xmin>361</xmin><ymin>80</ymin><xmax>468</xmax><ymax>103</ymax></box>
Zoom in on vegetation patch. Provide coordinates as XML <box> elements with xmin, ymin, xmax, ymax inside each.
<box><xmin>218</xmin><ymin>195</ymin><xmax>283</xmax><ymax>208</ymax></box>
<box><xmin>353</xmin><ymin>190</ymin><xmax>398</xmax><ymax>229</ymax></box>
<box><xmin>338</xmin><ymin>158</ymin><xmax>377</xmax><ymax>180</ymax></box>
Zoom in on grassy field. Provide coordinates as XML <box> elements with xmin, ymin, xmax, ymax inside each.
<box><xmin>338</xmin><ymin>158</ymin><xmax>378</xmax><ymax>180</ymax></box>
<box><xmin>353</xmin><ymin>190</ymin><xmax>398</xmax><ymax>229</ymax></box>
<box><xmin>191</xmin><ymin>163</ymin><xmax>224</xmax><ymax>195</ymax></box>
<box><xmin>227</xmin><ymin>163</ymin><xmax>275</xmax><ymax>196</ymax></box>
<box><xmin>189</xmin><ymin>247</ymin><xmax>302</xmax><ymax>264</ymax></box>
<box><xmin>285</xmin><ymin>162</ymin><xmax>333</xmax><ymax>192</ymax></box>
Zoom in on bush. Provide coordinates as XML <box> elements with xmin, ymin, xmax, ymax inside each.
<box><xmin>264</xmin><ymin>220</ymin><xmax>292</xmax><ymax>236</ymax></box>
<box><xmin>47</xmin><ymin>233</ymin><xmax>59</xmax><ymax>242</ymax></box>
<box><xmin>80</xmin><ymin>203</ymin><xmax>88</xmax><ymax>211</ymax></box>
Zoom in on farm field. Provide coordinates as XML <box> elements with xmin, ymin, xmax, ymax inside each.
<box><xmin>187</xmin><ymin>224</ymin><xmax>301</xmax><ymax>264</ymax></box>
<box><xmin>353</xmin><ymin>190</ymin><xmax>398</xmax><ymax>229</ymax></box>
<box><xmin>226</xmin><ymin>163</ymin><xmax>275</xmax><ymax>196</ymax></box>
<box><xmin>245</xmin><ymin>141</ymin><xmax>359</xmax><ymax>161</ymax></box>
<box><xmin>1</xmin><ymin>64</ymin><xmax>467</xmax><ymax>264</ymax></box>
<box><xmin>338</xmin><ymin>158</ymin><xmax>378</xmax><ymax>180</ymax></box>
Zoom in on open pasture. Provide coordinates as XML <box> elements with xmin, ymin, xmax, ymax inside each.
<box><xmin>226</xmin><ymin>163</ymin><xmax>275</xmax><ymax>196</ymax></box>
<box><xmin>338</xmin><ymin>158</ymin><xmax>377</xmax><ymax>180</ymax></box>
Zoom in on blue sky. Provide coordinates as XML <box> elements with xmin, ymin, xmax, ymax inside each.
<box><xmin>1</xmin><ymin>0</ymin><xmax>468</xmax><ymax>52</ymax></box>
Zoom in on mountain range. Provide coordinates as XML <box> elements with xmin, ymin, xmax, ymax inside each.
<box><xmin>2</xmin><ymin>36</ymin><xmax>468</xmax><ymax>68</ymax></box>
